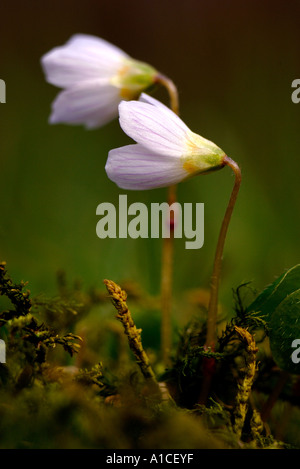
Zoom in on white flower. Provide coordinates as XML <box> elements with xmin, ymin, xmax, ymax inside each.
<box><xmin>105</xmin><ymin>94</ymin><xmax>226</xmax><ymax>190</ymax></box>
<box><xmin>41</xmin><ymin>34</ymin><xmax>158</xmax><ymax>129</ymax></box>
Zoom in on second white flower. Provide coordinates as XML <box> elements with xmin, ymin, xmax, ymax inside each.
<box><xmin>41</xmin><ymin>34</ymin><xmax>158</xmax><ymax>129</ymax></box>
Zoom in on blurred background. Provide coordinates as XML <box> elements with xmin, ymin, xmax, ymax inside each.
<box><xmin>1</xmin><ymin>0</ymin><xmax>300</xmax><ymax>321</ymax></box>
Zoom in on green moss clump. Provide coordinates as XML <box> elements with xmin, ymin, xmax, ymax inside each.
<box><xmin>0</xmin><ymin>264</ymin><xmax>297</xmax><ymax>449</ymax></box>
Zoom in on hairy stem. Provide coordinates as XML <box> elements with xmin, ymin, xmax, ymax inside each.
<box><xmin>205</xmin><ymin>156</ymin><xmax>242</xmax><ymax>349</ymax></box>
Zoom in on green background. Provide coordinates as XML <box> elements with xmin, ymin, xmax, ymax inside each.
<box><xmin>1</xmin><ymin>0</ymin><xmax>300</xmax><ymax>318</ymax></box>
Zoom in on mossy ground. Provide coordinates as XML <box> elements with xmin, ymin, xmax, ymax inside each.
<box><xmin>0</xmin><ymin>261</ymin><xmax>299</xmax><ymax>449</ymax></box>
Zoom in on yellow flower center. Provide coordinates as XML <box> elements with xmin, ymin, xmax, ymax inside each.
<box><xmin>111</xmin><ymin>59</ymin><xmax>157</xmax><ymax>100</ymax></box>
<box><xmin>182</xmin><ymin>131</ymin><xmax>226</xmax><ymax>175</ymax></box>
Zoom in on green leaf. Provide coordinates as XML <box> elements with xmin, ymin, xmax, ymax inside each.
<box><xmin>269</xmin><ymin>289</ymin><xmax>300</xmax><ymax>374</ymax></box>
<box><xmin>247</xmin><ymin>265</ymin><xmax>300</xmax><ymax>373</ymax></box>
<box><xmin>247</xmin><ymin>264</ymin><xmax>300</xmax><ymax>322</ymax></box>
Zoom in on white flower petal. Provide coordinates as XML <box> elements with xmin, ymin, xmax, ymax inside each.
<box><xmin>139</xmin><ymin>92</ymin><xmax>177</xmax><ymax>114</ymax></box>
<box><xmin>118</xmin><ymin>96</ymin><xmax>190</xmax><ymax>157</ymax></box>
<box><xmin>41</xmin><ymin>34</ymin><xmax>129</xmax><ymax>88</ymax></box>
<box><xmin>66</xmin><ymin>34</ymin><xmax>129</xmax><ymax>59</ymax></box>
<box><xmin>49</xmin><ymin>80</ymin><xmax>121</xmax><ymax>129</ymax></box>
<box><xmin>138</xmin><ymin>93</ymin><xmax>225</xmax><ymax>163</ymax></box>
<box><xmin>105</xmin><ymin>144</ymin><xmax>188</xmax><ymax>190</ymax></box>
<box><xmin>138</xmin><ymin>93</ymin><xmax>193</xmax><ymax>136</ymax></box>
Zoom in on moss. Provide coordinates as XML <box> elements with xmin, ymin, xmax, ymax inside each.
<box><xmin>0</xmin><ymin>262</ymin><xmax>297</xmax><ymax>449</ymax></box>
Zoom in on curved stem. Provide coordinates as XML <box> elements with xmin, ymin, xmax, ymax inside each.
<box><xmin>155</xmin><ymin>73</ymin><xmax>179</xmax><ymax>116</ymax></box>
<box><xmin>205</xmin><ymin>156</ymin><xmax>242</xmax><ymax>349</ymax></box>
<box><xmin>155</xmin><ymin>73</ymin><xmax>179</xmax><ymax>364</ymax></box>
<box><xmin>160</xmin><ymin>183</ymin><xmax>177</xmax><ymax>365</ymax></box>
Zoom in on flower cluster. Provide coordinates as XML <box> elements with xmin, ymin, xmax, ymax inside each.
<box><xmin>41</xmin><ymin>34</ymin><xmax>241</xmax><ymax>369</ymax></box>
<box><xmin>41</xmin><ymin>34</ymin><xmax>226</xmax><ymax>189</ymax></box>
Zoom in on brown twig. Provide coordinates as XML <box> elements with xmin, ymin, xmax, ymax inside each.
<box><xmin>232</xmin><ymin>326</ymin><xmax>258</xmax><ymax>439</ymax></box>
<box><xmin>104</xmin><ymin>279</ymin><xmax>161</xmax><ymax>395</ymax></box>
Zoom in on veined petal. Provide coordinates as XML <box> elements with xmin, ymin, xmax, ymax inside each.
<box><xmin>122</xmin><ymin>93</ymin><xmax>226</xmax><ymax>173</ymax></box>
<box><xmin>49</xmin><ymin>80</ymin><xmax>121</xmax><ymax>129</ymax></box>
<box><xmin>138</xmin><ymin>93</ymin><xmax>226</xmax><ymax>163</ymax></box>
<box><xmin>118</xmin><ymin>97</ymin><xmax>190</xmax><ymax>157</ymax></box>
<box><xmin>41</xmin><ymin>34</ymin><xmax>129</xmax><ymax>88</ymax></box>
<box><xmin>105</xmin><ymin>144</ymin><xmax>189</xmax><ymax>190</ymax></box>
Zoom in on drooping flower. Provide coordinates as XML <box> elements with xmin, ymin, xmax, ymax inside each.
<box><xmin>105</xmin><ymin>93</ymin><xmax>226</xmax><ymax>190</ymax></box>
<box><xmin>41</xmin><ymin>34</ymin><xmax>158</xmax><ymax>129</ymax></box>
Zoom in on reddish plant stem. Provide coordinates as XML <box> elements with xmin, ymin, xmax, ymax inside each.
<box><xmin>160</xmin><ymin>184</ymin><xmax>177</xmax><ymax>365</ymax></box>
<box><xmin>205</xmin><ymin>155</ymin><xmax>242</xmax><ymax>350</ymax></box>
<box><xmin>155</xmin><ymin>73</ymin><xmax>179</xmax><ymax>115</ymax></box>
<box><xmin>199</xmin><ymin>156</ymin><xmax>241</xmax><ymax>404</ymax></box>
<box><xmin>155</xmin><ymin>74</ymin><xmax>179</xmax><ymax>365</ymax></box>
